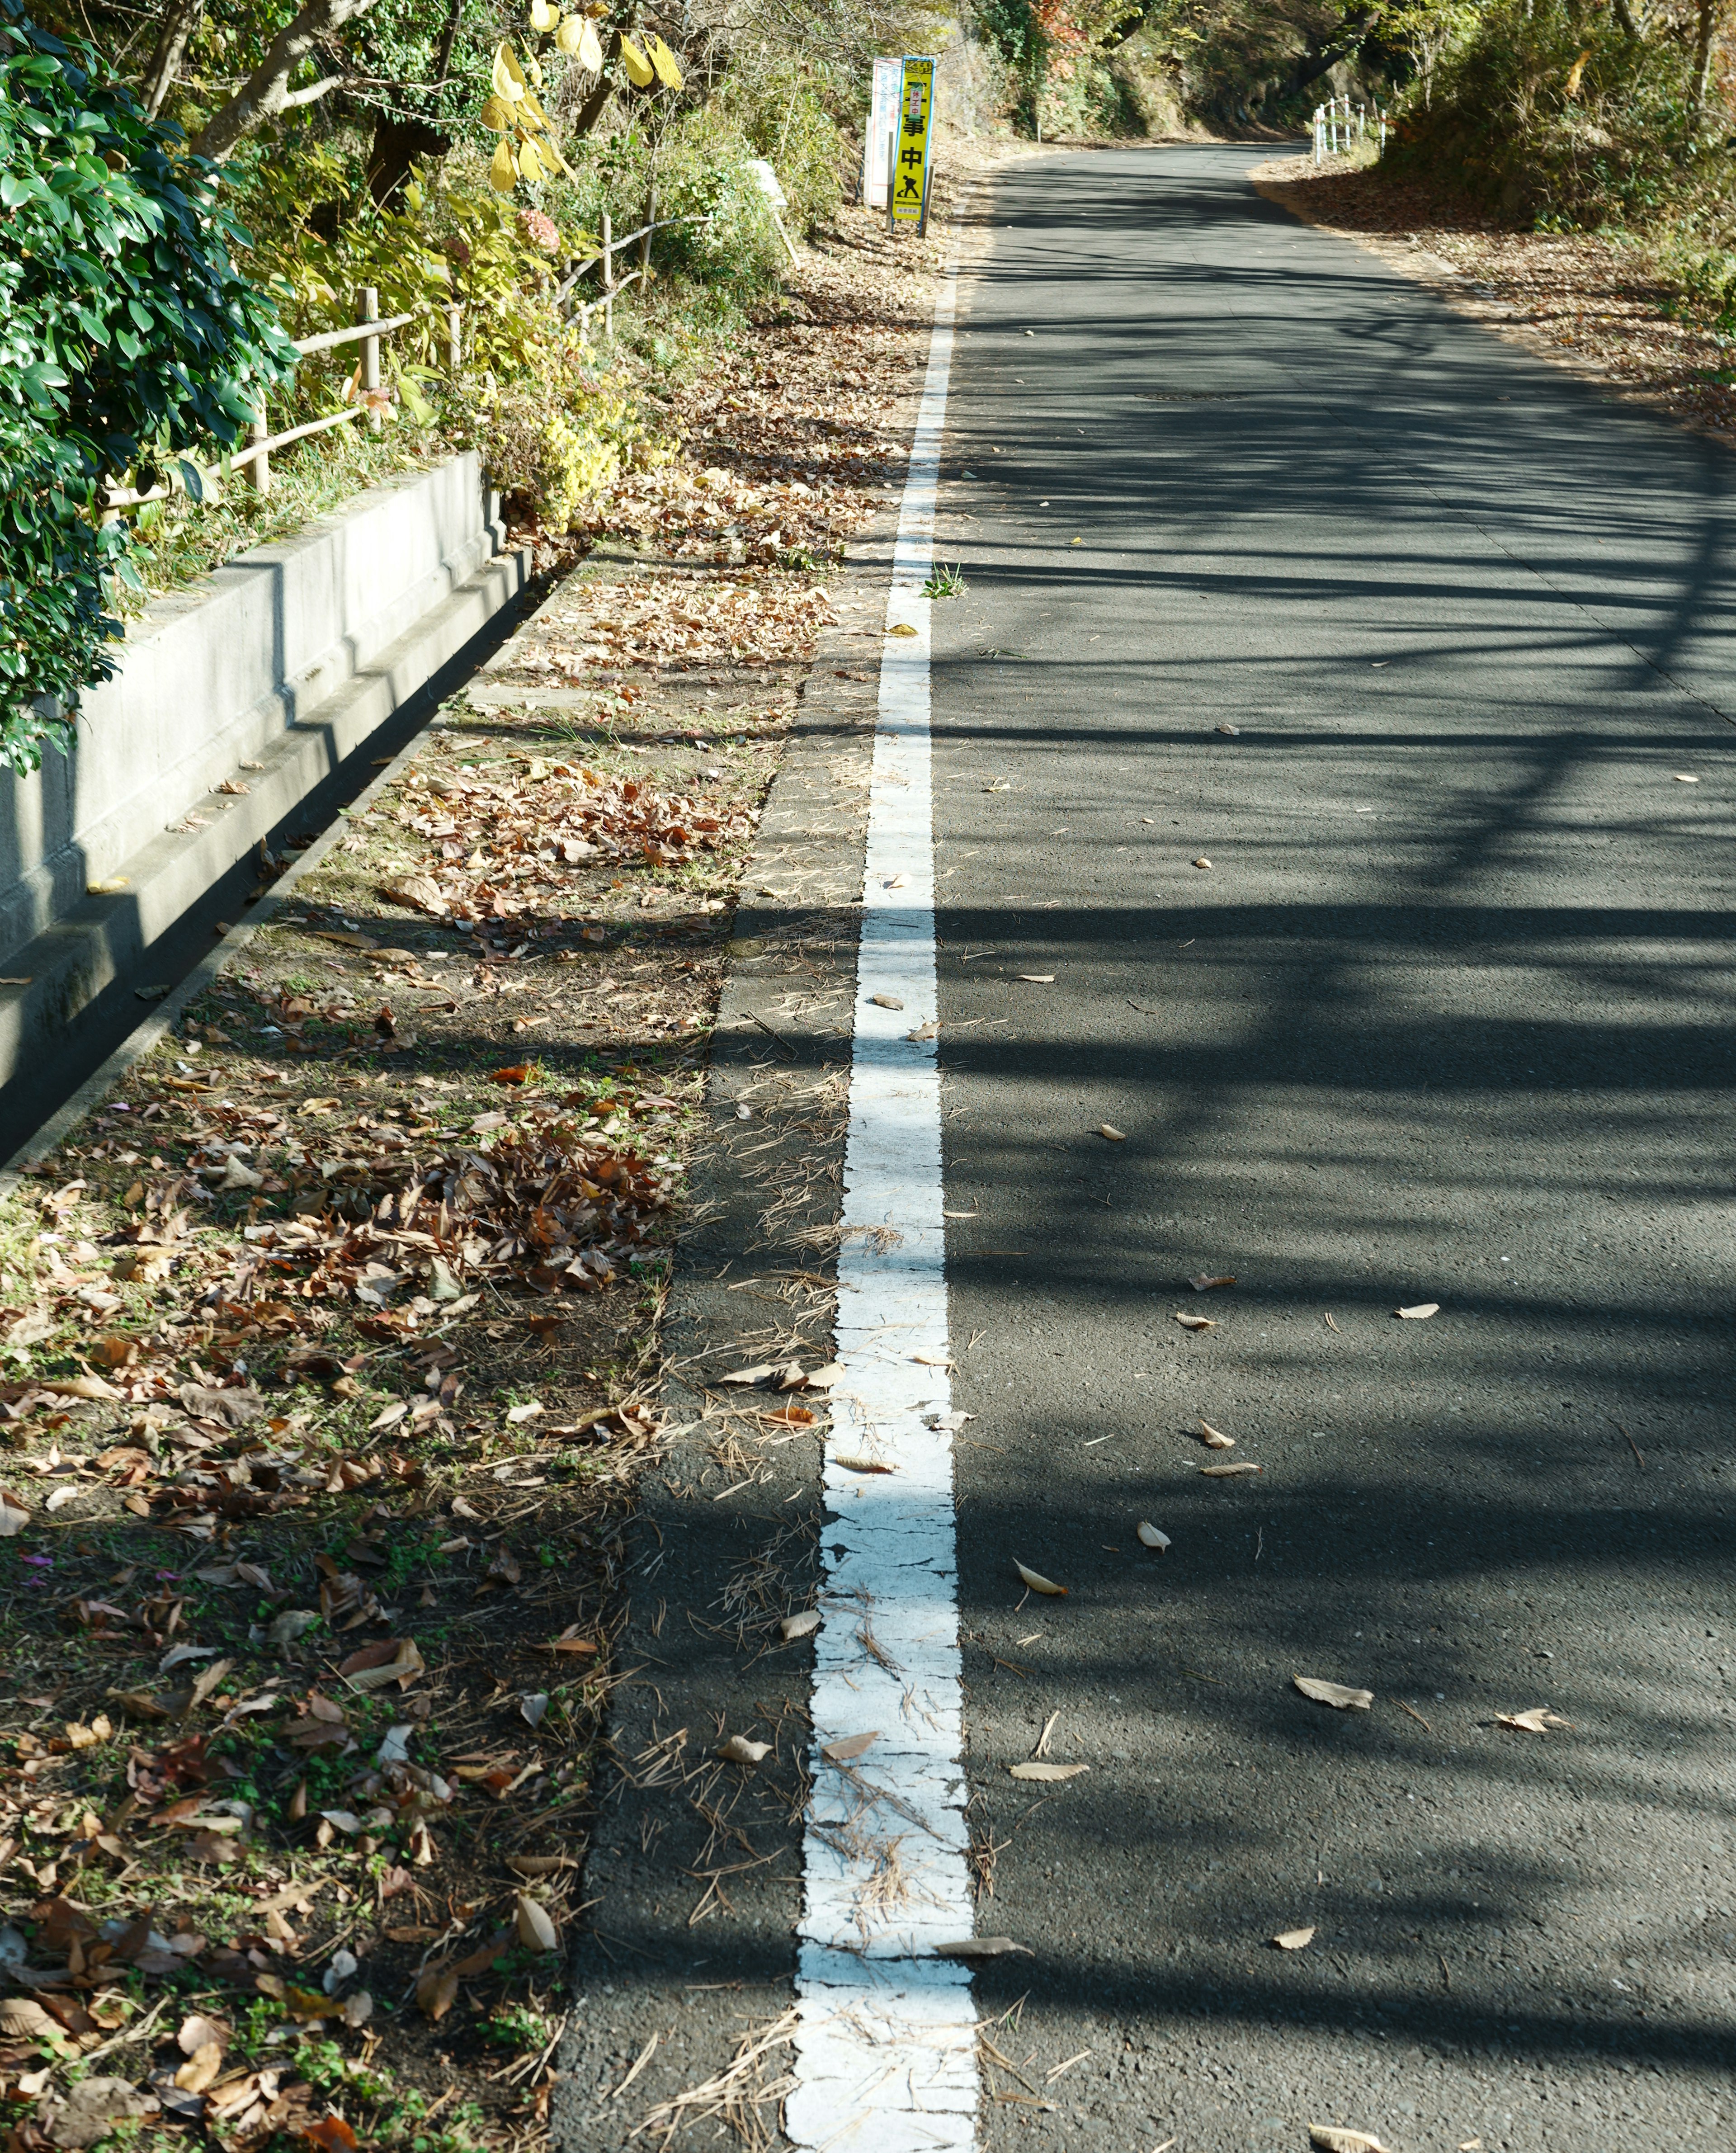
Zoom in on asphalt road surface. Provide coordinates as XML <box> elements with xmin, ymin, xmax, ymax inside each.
<box><xmin>926</xmin><ymin>146</ymin><xmax>1733</xmax><ymax>2152</ymax></box>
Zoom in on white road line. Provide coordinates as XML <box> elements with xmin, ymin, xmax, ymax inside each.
<box><xmin>784</xmin><ymin>260</ymin><xmax>973</xmax><ymax>2153</ymax></box>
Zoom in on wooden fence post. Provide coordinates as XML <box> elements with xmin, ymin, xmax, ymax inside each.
<box><xmin>359</xmin><ymin>286</ymin><xmax>382</xmax><ymax>431</ymax></box>
<box><xmin>247</xmin><ymin>403</ymin><xmax>270</xmax><ymax>496</ymax></box>
<box><xmin>602</xmin><ymin>213</ymin><xmax>614</xmax><ymax>343</ymax></box>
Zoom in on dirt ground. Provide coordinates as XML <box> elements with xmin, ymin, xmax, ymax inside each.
<box><xmin>1257</xmin><ymin>151</ymin><xmax>1736</xmax><ymax>445</ymax></box>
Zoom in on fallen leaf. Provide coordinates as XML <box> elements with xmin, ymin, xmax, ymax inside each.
<box><xmin>40</xmin><ymin>2078</ymin><xmax>159</xmax><ymax>2148</ymax></box>
<box><xmin>717</xmin><ymin>1735</ymin><xmax>772</xmax><ymax>1765</ymax></box>
<box><xmin>910</xmin><ymin>1349</ymin><xmax>954</xmax><ymax>1368</ymax></box>
<box><xmin>1395</xmin><ymin>1302</ymin><xmax>1439</xmax><ymax>1320</ymax></box>
<box><xmin>870</xmin><ymin>993</ymin><xmax>905</xmax><ymax>1009</ymax></box>
<box><xmin>1673</xmin><ymin>772</ymin><xmax>1699</xmax><ymax>783</ymax></box>
<box><xmin>1199</xmin><ymin>1461</ymin><xmax>1262</xmax><ymax>1477</ymax></box>
<box><xmin>515</xmin><ymin>1894</ymin><xmax>558</xmax><ymax>1952</ymax></box>
<box><xmin>833</xmin><ymin>1454</ymin><xmax>895</xmax><ymax>1474</ymax></box>
<box><xmin>519</xmin><ymin>1693</ymin><xmax>549</xmax><ymax>1728</ymax></box>
<box><xmin>887</xmin><ymin>622</ymin><xmax>919</xmax><ymax>637</ymax></box>
<box><xmin>1198</xmin><ymin>1419</ymin><xmax>1235</xmax><ymax>1449</ymax></box>
<box><xmin>0</xmin><ymin>1995</ymin><xmax>64</xmax><ymax>2041</ymax></box>
<box><xmin>780</xmin><ymin>1610</ymin><xmax>821</xmax><ymax>1641</ymax></box>
<box><xmin>382</xmin><ymin>875</ymin><xmax>448</xmax><ymax>916</ymax></box>
<box><xmin>1009</xmin><ymin>1761</ymin><xmax>1090</xmax><ymax>1781</ymax></box>
<box><xmin>1097</xmin><ymin>1123</ymin><xmax>1127</xmax><ymax>1141</ymax></box>
<box><xmin>175</xmin><ymin>2040</ymin><xmax>224</xmax><ymax>2093</ymax></box>
<box><xmin>505</xmin><ymin>1401</ymin><xmax>544</xmax><ymax>1424</ymax></box>
<box><xmin>1189</xmin><ymin>1274</ymin><xmax>1236</xmax><ymax>1292</ymax></box>
<box><xmin>41</xmin><ymin>1375</ymin><xmax>123</xmax><ymax>1402</ymax></box>
<box><xmin>1273</xmin><ymin>1926</ymin><xmax>1316</xmax><ymax>1950</ymax></box>
<box><xmin>266</xmin><ymin>1610</ymin><xmax>321</xmax><ymax>1649</ymax></box>
<box><xmin>491</xmin><ymin>1063</ymin><xmax>532</xmax><ymax>1085</ymax></box>
<box><xmin>934</xmin><ymin>1936</ymin><xmax>1032</xmax><ymax>1959</ymax></box>
<box><xmin>177</xmin><ymin>2013</ymin><xmax>229</xmax><ymax>2058</ymax></box>
<box><xmin>1294</xmin><ymin>1676</ymin><xmax>1374</xmax><ymax>1711</ymax></box>
<box><xmin>802</xmin><ymin>1363</ymin><xmax>846</xmax><ymax>1388</ymax></box>
<box><xmin>1017</xmin><ymin>973</ymin><xmax>1055</xmax><ymax>982</ymax></box>
<box><xmin>1172</xmin><ymin>1313</ymin><xmax>1217</xmax><ymax>1331</ymax></box>
<box><xmin>821</xmin><ymin>1730</ymin><xmax>880</xmax><ymax>1763</ymax></box>
<box><xmin>1310</xmin><ymin>2132</ymin><xmax>1391</xmax><ymax>2153</ymax></box>
<box><xmin>717</xmin><ymin>1364</ymin><xmax>775</xmax><ymax>1386</ymax></box>
<box><xmin>1495</xmin><ymin>1707</ymin><xmax>1572</xmax><ymax>1733</ymax></box>
<box><xmin>416</xmin><ymin>1968</ymin><xmax>459</xmax><ymax>2021</ymax></box>
<box><xmin>0</xmin><ymin>1490</ymin><xmax>28</xmax><ymax>1535</ymax></box>
<box><xmin>1015</xmin><ymin>1561</ymin><xmax>1066</xmax><ymax>1596</ymax></box>
<box><xmin>338</xmin><ymin>1638</ymin><xmax>424</xmax><ymax>1691</ymax></box>
<box><xmin>1137</xmin><ymin>1522</ymin><xmax>1170</xmax><ymax>1551</ymax></box>
<box><xmin>1192</xmin><ymin>856</ymin><xmax>1212</xmax><ymax>869</ymax></box>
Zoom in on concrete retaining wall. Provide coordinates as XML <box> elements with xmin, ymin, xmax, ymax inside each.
<box><xmin>0</xmin><ymin>451</ymin><xmax>528</xmax><ymax>1110</ymax></box>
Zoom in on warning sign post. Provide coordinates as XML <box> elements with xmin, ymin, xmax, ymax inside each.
<box><xmin>888</xmin><ymin>56</ymin><xmax>935</xmax><ymax>237</ymax></box>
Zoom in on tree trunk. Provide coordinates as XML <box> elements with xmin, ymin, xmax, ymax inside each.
<box><xmin>1691</xmin><ymin>0</ymin><xmax>1718</xmax><ymax>116</ymax></box>
<box><xmin>140</xmin><ymin>0</ymin><xmax>203</xmax><ymax>118</ymax></box>
<box><xmin>188</xmin><ymin>0</ymin><xmax>375</xmax><ymax>162</ymax></box>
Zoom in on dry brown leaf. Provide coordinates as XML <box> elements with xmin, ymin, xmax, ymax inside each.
<box><xmin>1008</xmin><ymin>1761</ymin><xmax>1090</xmax><ymax>1782</ymax></box>
<box><xmin>870</xmin><ymin>993</ymin><xmax>904</xmax><ymax>1010</ymax></box>
<box><xmin>718</xmin><ymin>1364</ymin><xmax>775</xmax><ymax>1386</ymax></box>
<box><xmin>1199</xmin><ymin>1462</ymin><xmax>1262</xmax><ymax>1477</ymax></box>
<box><xmin>1017</xmin><ymin>973</ymin><xmax>1055</xmax><ymax>982</ymax></box>
<box><xmin>1097</xmin><ymin>1123</ymin><xmax>1127</xmax><ymax>1141</ymax></box>
<box><xmin>934</xmin><ymin>1936</ymin><xmax>1033</xmax><ymax>1959</ymax></box>
<box><xmin>415</xmin><ymin>1968</ymin><xmax>459</xmax><ymax>2021</ymax></box>
<box><xmin>0</xmin><ymin>1490</ymin><xmax>29</xmax><ymax>1536</ymax></box>
<box><xmin>0</xmin><ymin>1996</ymin><xmax>63</xmax><ymax>2041</ymax></box>
<box><xmin>1014</xmin><ymin>1562</ymin><xmax>1066</xmax><ymax>1596</ymax></box>
<box><xmin>1189</xmin><ymin>1274</ymin><xmax>1236</xmax><ymax>1291</ymax></box>
<box><xmin>175</xmin><ymin>2041</ymin><xmax>224</xmax><ymax>2093</ymax></box>
<box><xmin>910</xmin><ymin>1349</ymin><xmax>953</xmax><ymax>1367</ymax></box>
<box><xmin>40</xmin><ymin>1375</ymin><xmax>123</xmax><ymax>1402</ymax></box>
<box><xmin>1294</xmin><ymin>1676</ymin><xmax>1374</xmax><ymax>1711</ymax></box>
<box><xmin>1193</xmin><ymin>856</ymin><xmax>1212</xmax><ymax>869</ymax></box>
<box><xmin>339</xmin><ymin>1639</ymin><xmax>425</xmax><ymax>1692</ymax></box>
<box><xmin>515</xmin><ymin>1895</ymin><xmax>558</xmax><ymax>1952</ymax></box>
<box><xmin>1495</xmin><ymin>1707</ymin><xmax>1572</xmax><ymax>1734</ymax></box>
<box><xmin>1198</xmin><ymin>1419</ymin><xmax>1235</xmax><ymax>1449</ymax></box>
<box><xmin>717</xmin><ymin>1735</ymin><xmax>772</xmax><ymax>1765</ymax></box>
<box><xmin>821</xmin><ymin>1730</ymin><xmax>879</xmax><ymax>1763</ymax></box>
<box><xmin>1137</xmin><ymin>1522</ymin><xmax>1170</xmax><ymax>1551</ymax></box>
<box><xmin>1173</xmin><ymin>1312</ymin><xmax>1217</xmax><ymax>1331</ymax></box>
<box><xmin>382</xmin><ymin>876</ymin><xmax>448</xmax><ymax>917</ymax></box>
<box><xmin>177</xmin><ymin>2014</ymin><xmax>228</xmax><ymax>2058</ymax></box>
<box><xmin>833</xmin><ymin>1454</ymin><xmax>896</xmax><ymax>1474</ymax></box>
<box><xmin>1395</xmin><ymin>1302</ymin><xmax>1439</xmax><ymax>1320</ymax></box>
<box><xmin>803</xmin><ymin>1362</ymin><xmax>846</xmax><ymax>1389</ymax></box>
<box><xmin>1272</xmin><ymin>1926</ymin><xmax>1316</xmax><ymax>1950</ymax></box>
<box><xmin>780</xmin><ymin>1610</ymin><xmax>821</xmax><ymax>1641</ymax></box>
<box><xmin>1310</xmin><ymin>2132</ymin><xmax>1391</xmax><ymax>2153</ymax></box>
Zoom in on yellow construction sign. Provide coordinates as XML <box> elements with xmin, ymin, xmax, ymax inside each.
<box><xmin>890</xmin><ymin>57</ymin><xmax>935</xmax><ymax>231</ymax></box>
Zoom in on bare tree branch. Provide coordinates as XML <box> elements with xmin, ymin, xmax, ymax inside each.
<box><xmin>188</xmin><ymin>0</ymin><xmax>376</xmax><ymax>161</ymax></box>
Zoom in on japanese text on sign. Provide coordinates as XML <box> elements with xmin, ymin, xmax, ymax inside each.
<box><xmin>891</xmin><ymin>56</ymin><xmax>935</xmax><ymax>226</ymax></box>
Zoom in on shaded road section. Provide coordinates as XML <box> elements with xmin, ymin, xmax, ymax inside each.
<box><xmin>931</xmin><ymin>144</ymin><xmax>1734</xmax><ymax>2153</ymax></box>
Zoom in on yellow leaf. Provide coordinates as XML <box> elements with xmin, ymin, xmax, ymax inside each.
<box><xmin>480</xmin><ymin>94</ymin><xmax>513</xmax><ymax>130</ymax></box>
<box><xmin>489</xmin><ymin>139</ymin><xmax>517</xmax><ymax>191</ymax></box>
<box><xmin>647</xmin><ymin>32</ymin><xmax>683</xmax><ymax>86</ymax></box>
<box><xmin>526</xmin><ymin>50</ymin><xmax>543</xmax><ymax>85</ymax></box>
<box><xmin>618</xmin><ymin>33</ymin><xmax>653</xmax><ymax>85</ymax></box>
<box><xmin>528</xmin><ymin>0</ymin><xmax>558</xmax><ymax>27</ymax></box>
<box><xmin>1014</xmin><ymin>1561</ymin><xmax>1066</xmax><ymax>1596</ymax></box>
<box><xmin>577</xmin><ymin>18</ymin><xmax>602</xmax><ymax>67</ymax></box>
<box><xmin>491</xmin><ymin>39</ymin><xmax>526</xmax><ymax>100</ymax></box>
<box><xmin>517</xmin><ymin>139</ymin><xmax>543</xmax><ymax>182</ymax></box>
<box><xmin>556</xmin><ymin>14</ymin><xmax>584</xmax><ymax>54</ymax></box>
<box><xmin>521</xmin><ymin>87</ymin><xmax>548</xmax><ymax>127</ymax></box>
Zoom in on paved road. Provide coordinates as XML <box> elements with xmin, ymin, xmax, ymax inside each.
<box><xmin>929</xmin><ymin>146</ymin><xmax>1734</xmax><ymax>2153</ymax></box>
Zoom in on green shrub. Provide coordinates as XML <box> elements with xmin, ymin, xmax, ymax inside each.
<box><xmin>0</xmin><ymin>1</ymin><xmax>293</xmax><ymax>770</ymax></box>
<box><xmin>1387</xmin><ymin>0</ymin><xmax>1717</xmax><ymax>228</ymax></box>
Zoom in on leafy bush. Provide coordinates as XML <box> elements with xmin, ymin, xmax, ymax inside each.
<box><xmin>1386</xmin><ymin>0</ymin><xmax>1718</xmax><ymax>227</ymax></box>
<box><xmin>0</xmin><ymin>2</ymin><xmax>294</xmax><ymax>770</ymax></box>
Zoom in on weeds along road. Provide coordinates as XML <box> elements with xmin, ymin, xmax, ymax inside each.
<box><xmin>927</xmin><ymin>145</ymin><xmax>1733</xmax><ymax>2151</ymax></box>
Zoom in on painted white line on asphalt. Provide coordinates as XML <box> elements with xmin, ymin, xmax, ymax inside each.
<box><xmin>783</xmin><ymin>261</ymin><xmax>972</xmax><ymax>2153</ymax></box>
